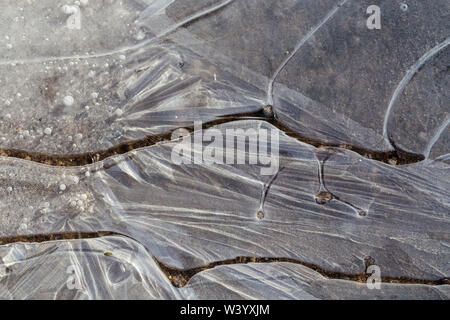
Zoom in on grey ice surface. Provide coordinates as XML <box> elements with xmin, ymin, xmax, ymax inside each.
<box><xmin>0</xmin><ymin>0</ymin><xmax>449</xmax><ymax>299</ymax></box>
<box><xmin>0</xmin><ymin>238</ymin><xmax>448</xmax><ymax>299</ymax></box>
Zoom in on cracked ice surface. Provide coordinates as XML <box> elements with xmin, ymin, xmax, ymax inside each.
<box><xmin>0</xmin><ymin>0</ymin><xmax>449</xmax><ymax>299</ymax></box>
<box><xmin>0</xmin><ymin>121</ymin><xmax>449</xmax><ymax>296</ymax></box>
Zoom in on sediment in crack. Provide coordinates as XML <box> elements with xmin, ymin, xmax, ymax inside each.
<box><xmin>0</xmin><ymin>107</ymin><xmax>424</xmax><ymax>166</ymax></box>
<box><xmin>0</xmin><ymin>231</ymin><xmax>447</xmax><ymax>289</ymax></box>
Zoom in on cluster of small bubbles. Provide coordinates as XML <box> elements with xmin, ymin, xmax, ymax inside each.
<box><xmin>72</xmin><ymin>176</ymin><xmax>80</xmax><ymax>184</ymax></box>
<box><xmin>44</xmin><ymin>127</ymin><xmax>52</xmax><ymax>135</ymax></box>
<box><xmin>40</xmin><ymin>201</ymin><xmax>50</xmax><ymax>213</ymax></box>
<box><xmin>6</xmin><ymin>186</ymin><xmax>12</xmax><ymax>192</ymax></box>
<box><xmin>91</xmin><ymin>92</ymin><xmax>98</xmax><ymax>99</ymax></box>
<box><xmin>69</xmin><ymin>193</ymin><xmax>90</xmax><ymax>211</ymax></box>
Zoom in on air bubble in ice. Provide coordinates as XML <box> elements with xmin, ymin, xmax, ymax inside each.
<box><xmin>63</xmin><ymin>95</ymin><xmax>74</xmax><ymax>107</ymax></box>
<box><xmin>135</xmin><ymin>30</ymin><xmax>146</xmax><ymax>41</ymax></box>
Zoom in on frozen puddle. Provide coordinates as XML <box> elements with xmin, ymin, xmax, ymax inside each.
<box><xmin>0</xmin><ymin>0</ymin><xmax>449</xmax><ymax>299</ymax></box>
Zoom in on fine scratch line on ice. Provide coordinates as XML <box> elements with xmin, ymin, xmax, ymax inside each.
<box><xmin>424</xmin><ymin>117</ymin><xmax>450</xmax><ymax>159</ymax></box>
<box><xmin>266</xmin><ymin>0</ymin><xmax>349</xmax><ymax>105</ymax></box>
<box><xmin>258</xmin><ymin>167</ymin><xmax>285</xmax><ymax>213</ymax></box>
<box><xmin>435</xmin><ymin>153</ymin><xmax>450</xmax><ymax>161</ymax></box>
<box><xmin>0</xmin><ymin>0</ymin><xmax>235</xmax><ymax>66</ymax></box>
<box><xmin>157</xmin><ymin>0</ymin><xmax>234</xmax><ymax>39</ymax></box>
<box><xmin>383</xmin><ymin>38</ymin><xmax>450</xmax><ymax>148</ymax></box>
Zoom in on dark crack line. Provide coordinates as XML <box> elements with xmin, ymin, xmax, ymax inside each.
<box><xmin>0</xmin><ymin>109</ymin><xmax>266</xmax><ymax>166</ymax></box>
<box><xmin>0</xmin><ymin>231</ymin><xmax>120</xmax><ymax>245</ymax></box>
<box><xmin>266</xmin><ymin>112</ymin><xmax>424</xmax><ymax>165</ymax></box>
<box><xmin>0</xmin><ymin>232</ymin><xmax>448</xmax><ymax>289</ymax></box>
<box><xmin>0</xmin><ymin>106</ymin><xmax>424</xmax><ymax>166</ymax></box>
